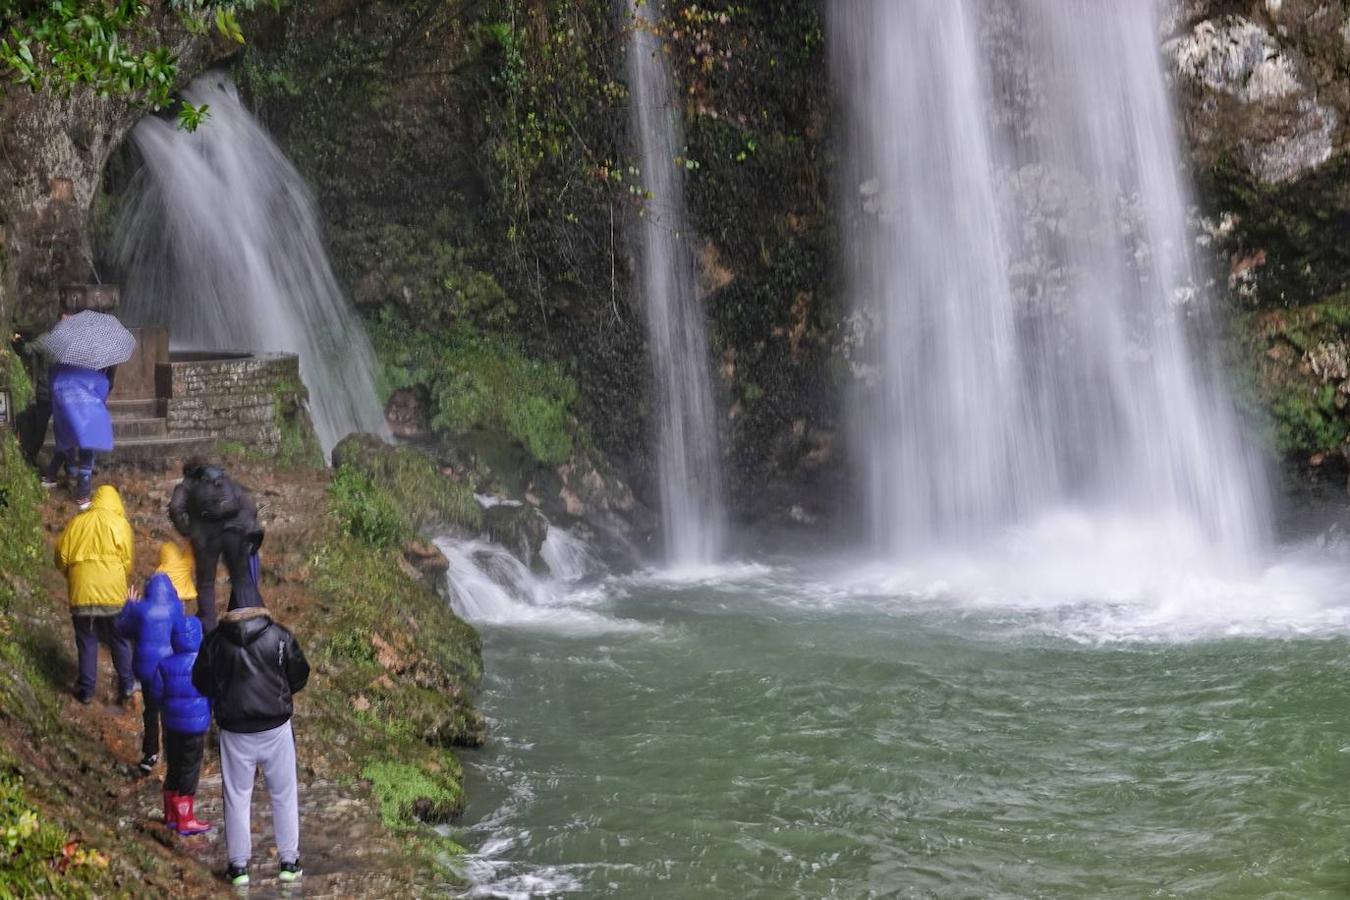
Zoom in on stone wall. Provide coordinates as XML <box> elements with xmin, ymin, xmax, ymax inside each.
<box><xmin>160</xmin><ymin>353</ymin><xmax>316</xmax><ymax>456</ymax></box>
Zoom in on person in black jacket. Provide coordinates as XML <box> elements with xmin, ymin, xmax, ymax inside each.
<box><xmin>191</xmin><ymin>586</ymin><xmax>308</xmax><ymax>887</ymax></box>
<box><xmin>168</xmin><ymin>459</ymin><xmax>264</xmax><ymax>632</ymax></box>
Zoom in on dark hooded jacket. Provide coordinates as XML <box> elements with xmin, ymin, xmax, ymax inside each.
<box><xmin>191</xmin><ymin>606</ymin><xmax>309</xmax><ymax>734</ymax></box>
<box><xmin>169</xmin><ymin>466</ymin><xmax>263</xmax><ymax>544</ymax></box>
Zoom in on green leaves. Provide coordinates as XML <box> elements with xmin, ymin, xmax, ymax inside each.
<box><xmin>176</xmin><ymin>100</ymin><xmax>210</xmax><ymax>131</ymax></box>
<box><xmin>0</xmin><ymin>0</ymin><xmax>277</xmax><ymax>126</ymax></box>
<box><xmin>214</xmin><ymin>6</ymin><xmax>244</xmax><ymax>43</ymax></box>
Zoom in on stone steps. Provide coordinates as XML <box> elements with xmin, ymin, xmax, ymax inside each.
<box><xmin>107</xmin><ymin>398</ymin><xmax>165</xmax><ymax>418</ymax></box>
<box><xmin>44</xmin><ymin>395</ymin><xmax>214</xmax><ymax>464</ymax></box>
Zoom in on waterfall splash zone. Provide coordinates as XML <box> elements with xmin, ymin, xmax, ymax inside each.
<box><xmin>833</xmin><ymin>0</ymin><xmax>1270</xmax><ymax>563</ymax></box>
<box><xmin>627</xmin><ymin>0</ymin><xmax>727</xmax><ymax>567</ymax></box>
<box><xmin>113</xmin><ymin>73</ymin><xmax>390</xmax><ymax>456</ymax></box>
<box><xmin>448</xmin><ymin>543</ymin><xmax>1350</xmax><ymax>897</ymax></box>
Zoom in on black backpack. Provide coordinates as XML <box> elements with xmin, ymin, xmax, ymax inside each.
<box><xmin>192</xmin><ymin>466</ymin><xmax>242</xmax><ymax>521</ymax></box>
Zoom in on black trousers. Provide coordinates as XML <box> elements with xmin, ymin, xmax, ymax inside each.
<box><xmin>191</xmin><ymin>526</ymin><xmax>250</xmax><ymax>632</ymax></box>
<box><xmin>16</xmin><ymin>397</ymin><xmax>50</xmax><ymax>468</ymax></box>
<box><xmin>71</xmin><ymin>614</ymin><xmax>133</xmax><ymax>700</ymax></box>
<box><xmin>142</xmin><ymin>699</ymin><xmax>161</xmax><ymax>758</ymax></box>
<box><xmin>164</xmin><ymin>731</ymin><xmax>206</xmax><ymax>796</ymax></box>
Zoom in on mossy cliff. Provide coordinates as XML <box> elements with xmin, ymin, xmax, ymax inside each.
<box><xmin>234</xmin><ymin>0</ymin><xmax>841</xmax><ymax>531</ymax></box>
<box><xmin>1167</xmin><ymin>1</ymin><xmax>1350</xmax><ymax>479</ymax></box>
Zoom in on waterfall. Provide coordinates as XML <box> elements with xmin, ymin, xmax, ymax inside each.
<box><xmin>832</xmin><ymin>0</ymin><xmax>1269</xmax><ymax>557</ymax></box>
<box><xmin>627</xmin><ymin>0</ymin><xmax>727</xmax><ymax>566</ymax></box>
<box><xmin>112</xmin><ymin>73</ymin><xmax>390</xmax><ymax>457</ymax></box>
<box><xmin>436</xmin><ymin>528</ymin><xmax>633</xmax><ymax>633</ymax></box>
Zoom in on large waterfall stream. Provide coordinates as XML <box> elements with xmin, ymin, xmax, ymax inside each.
<box><xmin>113</xmin><ymin>74</ymin><xmax>389</xmax><ymax>456</ymax></box>
<box><xmin>834</xmin><ymin>0</ymin><xmax>1268</xmax><ymax>558</ymax></box>
<box><xmin>627</xmin><ymin>0</ymin><xmax>727</xmax><ymax>567</ymax></box>
<box><xmin>444</xmin><ymin>3</ymin><xmax>1350</xmax><ymax>896</ymax></box>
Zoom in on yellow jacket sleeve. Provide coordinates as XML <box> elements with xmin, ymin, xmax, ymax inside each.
<box><xmin>117</xmin><ymin>519</ymin><xmax>134</xmax><ymax>576</ymax></box>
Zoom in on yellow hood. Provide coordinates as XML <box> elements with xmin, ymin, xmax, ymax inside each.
<box><xmin>89</xmin><ymin>485</ymin><xmax>125</xmax><ymax>517</ymax></box>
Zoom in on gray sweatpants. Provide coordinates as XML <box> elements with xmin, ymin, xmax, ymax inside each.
<box><xmin>220</xmin><ymin>721</ymin><xmax>300</xmax><ymax>867</ymax></box>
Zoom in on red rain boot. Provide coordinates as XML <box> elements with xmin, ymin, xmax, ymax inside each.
<box><xmin>162</xmin><ymin>791</ymin><xmax>178</xmax><ymax>829</ymax></box>
<box><xmin>173</xmin><ymin>794</ymin><xmax>213</xmax><ymax>836</ymax></box>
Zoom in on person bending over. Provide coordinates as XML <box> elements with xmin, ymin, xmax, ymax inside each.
<box><xmin>168</xmin><ymin>459</ymin><xmax>263</xmax><ymax>632</ymax></box>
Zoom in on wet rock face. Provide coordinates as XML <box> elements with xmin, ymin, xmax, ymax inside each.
<box><xmin>484</xmin><ymin>503</ymin><xmax>550</xmax><ymax>574</ymax></box>
<box><xmin>1164</xmin><ymin>4</ymin><xmax>1349</xmax><ymax>185</ymax></box>
<box><xmin>0</xmin><ymin>15</ymin><xmax>226</xmax><ymax>333</ymax></box>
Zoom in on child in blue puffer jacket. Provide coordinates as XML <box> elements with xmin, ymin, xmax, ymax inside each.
<box><xmin>115</xmin><ymin>573</ymin><xmax>185</xmax><ymax>775</ymax></box>
<box><xmin>151</xmin><ymin>616</ymin><xmax>212</xmax><ymax>835</ymax></box>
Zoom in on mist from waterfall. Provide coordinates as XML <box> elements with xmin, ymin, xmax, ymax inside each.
<box><xmin>832</xmin><ymin>0</ymin><xmax>1270</xmax><ymax>559</ymax></box>
<box><xmin>112</xmin><ymin>73</ymin><xmax>390</xmax><ymax>457</ymax></box>
<box><xmin>627</xmin><ymin>0</ymin><xmax>727</xmax><ymax>567</ymax></box>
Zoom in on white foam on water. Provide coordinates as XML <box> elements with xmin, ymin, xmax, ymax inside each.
<box><xmin>437</xmin><ymin>531</ymin><xmax>645</xmax><ymax>635</ymax></box>
<box><xmin>834</xmin><ymin>510</ymin><xmax>1350</xmax><ymax>642</ymax></box>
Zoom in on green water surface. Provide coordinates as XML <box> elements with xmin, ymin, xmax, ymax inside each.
<box><xmin>457</xmin><ymin>572</ymin><xmax>1350</xmax><ymax>898</ymax></box>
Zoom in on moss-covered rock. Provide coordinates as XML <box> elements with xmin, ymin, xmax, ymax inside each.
<box><xmin>332</xmin><ymin>433</ymin><xmax>483</xmax><ymax>536</ymax></box>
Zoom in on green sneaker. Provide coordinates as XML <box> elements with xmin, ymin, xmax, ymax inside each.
<box><xmin>278</xmin><ymin>859</ymin><xmax>303</xmax><ymax>882</ymax></box>
<box><xmin>226</xmin><ymin>864</ymin><xmax>249</xmax><ymax>886</ymax></box>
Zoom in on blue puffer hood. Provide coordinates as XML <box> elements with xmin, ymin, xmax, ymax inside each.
<box><xmin>172</xmin><ymin>615</ymin><xmax>203</xmax><ymax>653</ymax></box>
<box><xmin>144</xmin><ymin>572</ymin><xmax>180</xmax><ymax>606</ymax></box>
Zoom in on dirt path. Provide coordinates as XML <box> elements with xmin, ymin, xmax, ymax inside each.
<box><xmin>38</xmin><ymin>460</ymin><xmax>449</xmax><ymax>897</ymax></box>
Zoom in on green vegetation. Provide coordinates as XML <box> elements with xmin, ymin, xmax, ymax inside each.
<box><xmin>0</xmin><ymin>0</ymin><xmax>280</xmax><ymax>129</ymax></box>
<box><xmin>0</xmin><ymin>769</ymin><xmax>114</xmax><ymax>898</ymax></box>
<box><xmin>375</xmin><ymin>315</ymin><xmax>581</xmax><ymax>466</ymax></box>
<box><xmin>271</xmin><ymin>380</ymin><xmax>324</xmax><ymax>468</ymax></box>
<box><xmin>312</xmin><ymin>438</ymin><xmax>484</xmax><ymax>835</ymax></box>
<box><xmin>361</xmin><ymin>760</ymin><xmax>467</xmax><ymax>831</ymax></box>
<box><xmin>4</xmin><ymin>347</ymin><xmax>33</xmax><ymax>413</ymax></box>
<box><xmin>0</xmin><ymin>434</ymin><xmax>43</xmax><ymax>614</ymax></box>
<box><xmin>330</xmin><ymin>465</ymin><xmax>409</xmax><ymax>550</ymax></box>
<box><xmin>1231</xmin><ymin>301</ymin><xmax>1350</xmax><ymax>462</ymax></box>
<box><xmin>330</xmin><ymin>434</ymin><xmax>482</xmax><ymax>535</ymax></box>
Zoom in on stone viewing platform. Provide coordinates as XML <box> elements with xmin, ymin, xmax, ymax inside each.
<box><xmin>48</xmin><ymin>327</ymin><xmax>317</xmax><ymax>464</ymax></box>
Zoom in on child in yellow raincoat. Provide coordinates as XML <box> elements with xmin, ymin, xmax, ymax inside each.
<box><xmin>156</xmin><ymin>541</ymin><xmax>197</xmax><ymax>608</ymax></box>
<box><xmin>54</xmin><ymin>485</ymin><xmax>135</xmax><ymax>704</ymax></box>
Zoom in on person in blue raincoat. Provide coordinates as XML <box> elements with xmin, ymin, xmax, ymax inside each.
<box><xmin>115</xmin><ymin>573</ymin><xmax>185</xmax><ymax>776</ymax></box>
<box><xmin>48</xmin><ymin>363</ymin><xmax>115</xmax><ymax>507</ymax></box>
<box><xmin>37</xmin><ymin>291</ymin><xmax>133</xmax><ymax>508</ymax></box>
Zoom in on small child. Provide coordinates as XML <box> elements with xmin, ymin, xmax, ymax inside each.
<box><xmin>54</xmin><ymin>485</ymin><xmax>135</xmax><ymax>704</ymax></box>
<box><xmin>156</xmin><ymin>541</ymin><xmax>198</xmax><ymax>609</ymax></box>
<box><xmin>115</xmin><ymin>572</ymin><xmax>185</xmax><ymax>774</ymax></box>
<box><xmin>150</xmin><ymin>617</ymin><xmax>212</xmax><ymax>834</ymax></box>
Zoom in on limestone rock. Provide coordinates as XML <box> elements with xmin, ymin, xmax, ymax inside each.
<box><xmin>1166</xmin><ymin>9</ymin><xmax>1346</xmax><ymax>184</ymax></box>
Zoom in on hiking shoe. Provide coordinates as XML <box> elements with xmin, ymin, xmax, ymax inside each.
<box><xmin>278</xmin><ymin>859</ymin><xmax>302</xmax><ymax>882</ymax></box>
<box><xmin>74</xmin><ymin>476</ymin><xmax>92</xmax><ymax>510</ymax></box>
<box><xmin>40</xmin><ymin>475</ymin><xmax>59</xmax><ymax>490</ymax></box>
<box><xmin>226</xmin><ymin>865</ymin><xmax>249</xmax><ymax>886</ymax></box>
<box><xmin>137</xmin><ymin>753</ymin><xmax>158</xmax><ymax>775</ymax></box>
<box><xmin>72</xmin><ymin>690</ymin><xmax>92</xmax><ymax>705</ymax></box>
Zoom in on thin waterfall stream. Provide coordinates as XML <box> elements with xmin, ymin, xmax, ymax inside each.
<box><xmin>626</xmin><ymin>0</ymin><xmax>727</xmax><ymax>567</ymax></box>
<box><xmin>112</xmin><ymin>73</ymin><xmax>390</xmax><ymax>457</ymax></box>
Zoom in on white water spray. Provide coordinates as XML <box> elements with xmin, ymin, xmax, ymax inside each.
<box><xmin>437</xmin><ymin>529</ymin><xmax>635</xmax><ymax>633</ymax></box>
<box><xmin>832</xmin><ymin>1</ymin><xmax>1269</xmax><ymax>559</ymax></box>
<box><xmin>627</xmin><ymin>0</ymin><xmax>727</xmax><ymax>566</ymax></box>
<box><xmin>113</xmin><ymin>73</ymin><xmax>390</xmax><ymax>456</ymax></box>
